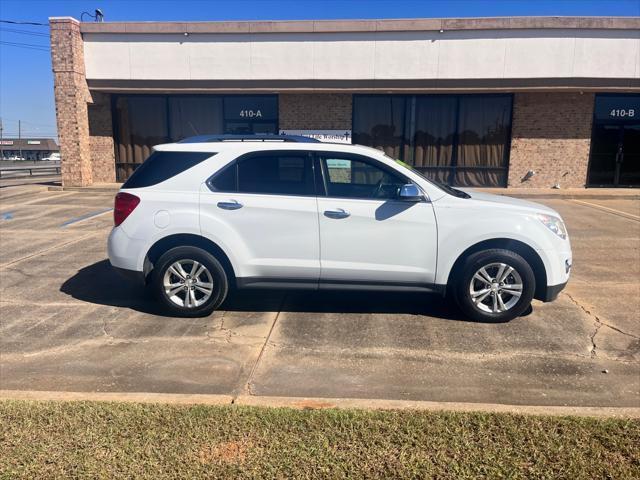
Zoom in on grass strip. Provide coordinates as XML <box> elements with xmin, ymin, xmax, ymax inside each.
<box><xmin>1</xmin><ymin>399</ymin><xmax>638</xmax><ymax>479</ymax></box>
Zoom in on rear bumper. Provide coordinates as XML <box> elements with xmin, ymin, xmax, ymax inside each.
<box><xmin>107</xmin><ymin>226</ymin><xmax>146</xmax><ymax>271</ymax></box>
<box><xmin>542</xmin><ymin>281</ymin><xmax>567</xmax><ymax>302</ymax></box>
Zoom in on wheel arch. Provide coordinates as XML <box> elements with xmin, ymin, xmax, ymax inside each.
<box><xmin>144</xmin><ymin>233</ymin><xmax>236</xmax><ymax>286</ymax></box>
<box><xmin>446</xmin><ymin>238</ymin><xmax>547</xmax><ymax>301</ymax></box>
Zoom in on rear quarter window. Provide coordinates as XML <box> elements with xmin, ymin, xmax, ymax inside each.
<box><xmin>122</xmin><ymin>151</ymin><xmax>215</xmax><ymax>188</ymax></box>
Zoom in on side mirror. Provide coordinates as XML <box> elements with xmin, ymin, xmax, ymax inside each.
<box><xmin>398</xmin><ymin>183</ymin><xmax>424</xmax><ymax>202</ymax></box>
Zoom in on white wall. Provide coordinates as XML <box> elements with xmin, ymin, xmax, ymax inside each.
<box><xmin>83</xmin><ymin>29</ymin><xmax>640</xmax><ymax>82</ymax></box>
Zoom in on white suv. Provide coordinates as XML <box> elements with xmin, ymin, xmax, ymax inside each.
<box><xmin>108</xmin><ymin>135</ymin><xmax>571</xmax><ymax>322</ymax></box>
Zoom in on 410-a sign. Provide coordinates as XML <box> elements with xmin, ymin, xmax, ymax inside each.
<box><xmin>239</xmin><ymin>109</ymin><xmax>262</xmax><ymax>118</ymax></box>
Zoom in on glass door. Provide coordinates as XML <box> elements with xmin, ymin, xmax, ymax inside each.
<box><xmin>589</xmin><ymin>123</ymin><xmax>640</xmax><ymax>187</ymax></box>
<box><xmin>588</xmin><ymin>94</ymin><xmax>640</xmax><ymax>187</ymax></box>
<box><xmin>619</xmin><ymin>124</ymin><xmax>640</xmax><ymax>186</ymax></box>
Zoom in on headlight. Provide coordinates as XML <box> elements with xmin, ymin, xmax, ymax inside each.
<box><xmin>536</xmin><ymin>214</ymin><xmax>567</xmax><ymax>240</ymax></box>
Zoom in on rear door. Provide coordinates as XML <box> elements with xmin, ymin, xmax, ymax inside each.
<box><xmin>316</xmin><ymin>152</ymin><xmax>438</xmax><ymax>286</ymax></box>
<box><xmin>199</xmin><ymin>150</ymin><xmax>320</xmax><ymax>283</ymax></box>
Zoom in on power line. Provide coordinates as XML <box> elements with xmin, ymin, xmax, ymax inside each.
<box><xmin>0</xmin><ymin>19</ymin><xmax>48</xmax><ymax>27</ymax></box>
<box><xmin>0</xmin><ymin>40</ymin><xmax>49</xmax><ymax>52</ymax></box>
<box><xmin>1</xmin><ymin>118</ymin><xmax>57</xmax><ymax>127</ymax></box>
<box><xmin>2</xmin><ymin>129</ymin><xmax>58</xmax><ymax>133</ymax></box>
<box><xmin>1</xmin><ymin>134</ymin><xmax>59</xmax><ymax>138</ymax></box>
<box><xmin>0</xmin><ymin>26</ymin><xmax>50</xmax><ymax>37</ymax></box>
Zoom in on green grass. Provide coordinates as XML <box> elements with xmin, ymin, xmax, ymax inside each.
<box><xmin>1</xmin><ymin>400</ymin><xmax>638</xmax><ymax>479</ymax></box>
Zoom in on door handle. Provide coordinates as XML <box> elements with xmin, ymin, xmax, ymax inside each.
<box><xmin>324</xmin><ymin>208</ymin><xmax>350</xmax><ymax>219</ymax></box>
<box><xmin>217</xmin><ymin>200</ymin><xmax>243</xmax><ymax>210</ymax></box>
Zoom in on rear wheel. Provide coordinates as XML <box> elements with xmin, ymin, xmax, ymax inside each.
<box><xmin>152</xmin><ymin>246</ymin><xmax>228</xmax><ymax>317</ymax></box>
<box><xmin>453</xmin><ymin>249</ymin><xmax>535</xmax><ymax>323</ymax></box>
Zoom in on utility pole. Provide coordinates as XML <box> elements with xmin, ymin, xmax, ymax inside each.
<box><xmin>18</xmin><ymin>120</ymin><xmax>22</xmax><ymax>160</ymax></box>
<box><xmin>0</xmin><ymin>118</ymin><xmax>3</xmax><ymax>161</ymax></box>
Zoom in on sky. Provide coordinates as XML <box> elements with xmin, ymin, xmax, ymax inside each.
<box><xmin>1</xmin><ymin>0</ymin><xmax>639</xmax><ymax>141</ymax></box>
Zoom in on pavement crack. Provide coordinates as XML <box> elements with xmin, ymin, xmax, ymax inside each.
<box><xmin>564</xmin><ymin>292</ymin><xmax>603</xmax><ymax>358</ymax></box>
<box><xmin>235</xmin><ymin>295</ymin><xmax>286</xmax><ymax>400</ymax></box>
<box><xmin>601</xmin><ymin>323</ymin><xmax>640</xmax><ymax>340</ymax></box>
<box><xmin>102</xmin><ymin>318</ymin><xmax>114</xmax><ymax>342</ymax></box>
<box><xmin>589</xmin><ymin>322</ymin><xmax>602</xmax><ymax>359</ymax></box>
<box><xmin>245</xmin><ymin>380</ymin><xmax>257</xmax><ymax>396</ymax></box>
<box><xmin>564</xmin><ymin>292</ymin><xmax>639</xmax><ymax>359</ymax></box>
<box><xmin>205</xmin><ymin>311</ymin><xmax>234</xmax><ymax>344</ymax></box>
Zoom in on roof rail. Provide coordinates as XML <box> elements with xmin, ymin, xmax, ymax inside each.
<box><xmin>178</xmin><ymin>134</ymin><xmax>320</xmax><ymax>144</ymax></box>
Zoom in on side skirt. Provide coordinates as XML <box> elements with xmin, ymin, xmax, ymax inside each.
<box><xmin>236</xmin><ymin>277</ymin><xmax>446</xmax><ymax>295</ymax></box>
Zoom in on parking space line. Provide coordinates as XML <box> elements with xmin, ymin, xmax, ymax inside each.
<box><xmin>0</xmin><ymin>232</ymin><xmax>101</xmax><ymax>269</ymax></box>
<box><xmin>60</xmin><ymin>208</ymin><xmax>113</xmax><ymax>227</ymax></box>
<box><xmin>0</xmin><ymin>191</ymin><xmax>76</xmax><ymax>208</ymax></box>
<box><xmin>569</xmin><ymin>199</ymin><xmax>640</xmax><ymax>222</ymax></box>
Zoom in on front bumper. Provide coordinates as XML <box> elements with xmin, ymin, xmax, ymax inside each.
<box><xmin>542</xmin><ymin>281</ymin><xmax>568</xmax><ymax>302</ymax></box>
<box><xmin>535</xmin><ymin>245</ymin><xmax>571</xmax><ymax>302</ymax></box>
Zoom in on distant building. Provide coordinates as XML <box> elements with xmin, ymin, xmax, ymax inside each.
<box><xmin>49</xmin><ymin>16</ymin><xmax>639</xmax><ymax>188</ymax></box>
<box><xmin>0</xmin><ymin>138</ymin><xmax>59</xmax><ymax>161</ymax></box>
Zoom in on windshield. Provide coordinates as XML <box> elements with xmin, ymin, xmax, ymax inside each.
<box><xmin>390</xmin><ymin>157</ymin><xmax>471</xmax><ymax>199</ymax></box>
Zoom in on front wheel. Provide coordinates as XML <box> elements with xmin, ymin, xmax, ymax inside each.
<box><xmin>453</xmin><ymin>249</ymin><xmax>535</xmax><ymax>323</ymax></box>
<box><xmin>152</xmin><ymin>246</ymin><xmax>228</xmax><ymax>317</ymax></box>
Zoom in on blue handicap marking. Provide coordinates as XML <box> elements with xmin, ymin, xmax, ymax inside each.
<box><xmin>1</xmin><ymin>211</ymin><xmax>14</xmax><ymax>220</ymax></box>
<box><xmin>60</xmin><ymin>208</ymin><xmax>113</xmax><ymax>227</ymax></box>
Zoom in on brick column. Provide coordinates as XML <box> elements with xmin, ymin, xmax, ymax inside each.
<box><xmin>50</xmin><ymin>17</ymin><xmax>92</xmax><ymax>187</ymax></box>
<box><xmin>508</xmin><ymin>92</ymin><xmax>594</xmax><ymax>188</ymax></box>
<box><xmin>88</xmin><ymin>92</ymin><xmax>116</xmax><ymax>183</ymax></box>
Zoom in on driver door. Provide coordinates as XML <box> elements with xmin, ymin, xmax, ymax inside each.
<box><xmin>316</xmin><ymin>153</ymin><xmax>438</xmax><ymax>286</ymax></box>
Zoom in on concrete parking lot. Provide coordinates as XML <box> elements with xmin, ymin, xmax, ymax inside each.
<box><xmin>1</xmin><ymin>184</ymin><xmax>638</xmax><ymax>408</ymax></box>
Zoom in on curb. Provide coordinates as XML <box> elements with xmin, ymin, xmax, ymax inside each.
<box><xmin>475</xmin><ymin>189</ymin><xmax>640</xmax><ymax>200</ymax></box>
<box><xmin>2</xmin><ymin>390</ymin><xmax>638</xmax><ymax>418</ymax></box>
<box><xmin>0</xmin><ymin>390</ymin><xmax>233</xmax><ymax>406</ymax></box>
<box><xmin>490</xmin><ymin>193</ymin><xmax>640</xmax><ymax>200</ymax></box>
<box><xmin>47</xmin><ymin>186</ymin><xmax>119</xmax><ymax>193</ymax></box>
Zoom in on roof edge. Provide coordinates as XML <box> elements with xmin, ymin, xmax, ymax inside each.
<box><xmin>74</xmin><ymin>16</ymin><xmax>640</xmax><ymax>34</ymax></box>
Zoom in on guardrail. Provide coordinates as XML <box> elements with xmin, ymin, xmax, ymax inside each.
<box><xmin>0</xmin><ymin>164</ymin><xmax>61</xmax><ymax>178</ymax></box>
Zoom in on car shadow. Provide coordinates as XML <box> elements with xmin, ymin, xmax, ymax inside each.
<box><xmin>61</xmin><ymin>259</ymin><xmax>485</xmax><ymax>322</ymax></box>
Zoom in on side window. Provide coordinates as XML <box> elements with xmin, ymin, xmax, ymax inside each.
<box><xmin>209</xmin><ymin>164</ymin><xmax>237</xmax><ymax>192</ymax></box>
<box><xmin>123</xmin><ymin>151</ymin><xmax>215</xmax><ymax>188</ymax></box>
<box><xmin>321</xmin><ymin>156</ymin><xmax>406</xmax><ymax>200</ymax></box>
<box><xmin>237</xmin><ymin>153</ymin><xmax>315</xmax><ymax>196</ymax></box>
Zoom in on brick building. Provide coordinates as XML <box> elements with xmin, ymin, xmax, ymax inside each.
<box><xmin>0</xmin><ymin>138</ymin><xmax>59</xmax><ymax>161</ymax></box>
<box><xmin>50</xmin><ymin>16</ymin><xmax>640</xmax><ymax>188</ymax></box>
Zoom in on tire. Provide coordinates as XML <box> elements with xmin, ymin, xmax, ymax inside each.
<box><xmin>452</xmin><ymin>249</ymin><xmax>535</xmax><ymax>323</ymax></box>
<box><xmin>152</xmin><ymin>246</ymin><xmax>229</xmax><ymax>317</ymax></box>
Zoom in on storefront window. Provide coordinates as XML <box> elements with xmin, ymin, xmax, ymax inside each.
<box><xmin>413</xmin><ymin>96</ymin><xmax>457</xmax><ymax>185</ymax></box>
<box><xmin>169</xmin><ymin>97</ymin><xmax>223</xmax><ymax>142</ymax></box>
<box><xmin>114</xmin><ymin>96</ymin><xmax>168</xmax><ymax>181</ymax></box>
<box><xmin>113</xmin><ymin>95</ymin><xmax>278</xmax><ymax>182</ymax></box>
<box><xmin>353</xmin><ymin>94</ymin><xmax>513</xmax><ymax>187</ymax></box>
<box><xmin>352</xmin><ymin>96</ymin><xmax>406</xmax><ymax>159</ymax></box>
<box><xmin>456</xmin><ymin>96</ymin><xmax>512</xmax><ymax>187</ymax></box>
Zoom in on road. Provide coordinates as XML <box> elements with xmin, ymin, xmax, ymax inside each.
<box><xmin>0</xmin><ymin>185</ymin><xmax>638</xmax><ymax>407</ymax></box>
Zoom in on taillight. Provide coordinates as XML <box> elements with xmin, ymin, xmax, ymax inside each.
<box><xmin>114</xmin><ymin>192</ymin><xmax>140</xmax><ymax>227</ymax></box>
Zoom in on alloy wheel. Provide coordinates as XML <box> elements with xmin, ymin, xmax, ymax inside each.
<box><xmin>469</xmin><ymin>262</ymin><xmax>523</xmax><ymax>313</ymax></box>
<box><xmin>163</xmin><ymin>259</ymin><xmax>214</xmax><ymax>308</ymax></box>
